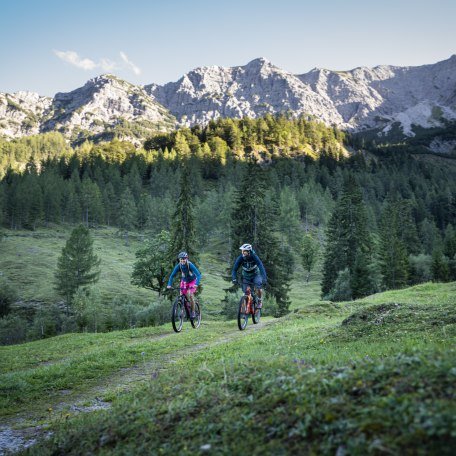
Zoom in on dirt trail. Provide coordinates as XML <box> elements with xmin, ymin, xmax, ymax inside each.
<box><xmin>0</xmin><ymin>318</ymin><xmax>276</xmax><ymax>455</ymax></box>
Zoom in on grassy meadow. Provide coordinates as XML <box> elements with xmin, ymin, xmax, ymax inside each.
<box><xmin>0</xmin><ymin>270</ymin><xmax>454</xmax><ymax>453</ymax></box>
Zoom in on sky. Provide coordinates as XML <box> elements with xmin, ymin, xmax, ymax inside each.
<box><xmin>1</xmin><ymin>0</ymin><xmax>455</xmax><ymax>96</ymax></box>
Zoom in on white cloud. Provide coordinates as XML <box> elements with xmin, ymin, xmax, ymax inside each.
<box><xmin>99</xmin><ymin>58</ymin><xmax>118</xmax><ymax>72</ymax></box>
<box><xmin>120</xmin><ymin>51</ymin><xmax>141</xmax><ymax>75</ymax></box>
<box><xmin>54</xmin><ymin>50</ymin><xmax>97</xmax><ymax>70</ymax></box>
<box><xmin>54</xmin><ymin>50</ymin><xmax>142</xmax><ymax>76</ymax></box>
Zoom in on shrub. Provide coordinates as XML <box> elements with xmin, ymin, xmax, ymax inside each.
<box><xmin>221</xmin><ymin>291</ymin><xmax>242</xmax><ymax>320</ymax></box>
<box><xmin>324</xmin><ymin>268</ymin><xmax>352</xmax><ymax>302</ymax></box>
<box><xmin>136</xmin><ymin>298</ymin><xmax>170</xmax><ymax>327</ymax></box>
<box><xmin>0</xmin><ymin>314</ymin><xmax>27</xmax><ymax>345</ymax></box>
<box><xmin>28</xmin><ymin>305</ymin><xmax>61</xmax><ymax>340</ymax></box>
<box><xmin>409</xmin><ymin>254</ymin><xmax>432</xmax><ymax>284</ymax></box>
<box><xmin>73</xmin><ymin>287</ymin><xmax>104</xmax><ymax>332</ymax></box>
<box><xmin>107</xmin><ymin>296</ymin><xmax>140</xmax><ymax>329</ymax></box>
<box><xmin>0</xmin><ymin>277</ymin><xmax>18</xmax><ymax>317</ymax></box>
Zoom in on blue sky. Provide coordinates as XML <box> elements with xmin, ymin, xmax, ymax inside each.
<box><xmin>1</xmin><ymin>0</ymin><xmax>455</xmax><ymax>96</ymax></box>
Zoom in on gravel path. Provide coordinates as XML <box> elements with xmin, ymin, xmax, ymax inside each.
<box><xmin>0</xmin><ymin>318</ymin><xmax>275</xmax><ymax>455</ymax></box>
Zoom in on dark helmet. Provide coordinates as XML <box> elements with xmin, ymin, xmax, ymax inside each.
<box><xmin>177</xmin><ymin>251</ymin><xmax>188</xmax><ymax>259</ymax></box>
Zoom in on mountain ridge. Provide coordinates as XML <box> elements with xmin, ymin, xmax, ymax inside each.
<box><xmin>1</xmin><ymin>55</ymin><xmax>455</xmax><ymax>149</ymax></box>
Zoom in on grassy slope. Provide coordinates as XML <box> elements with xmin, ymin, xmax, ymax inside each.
<box><xmin>0</xmin><ymin>227</ymin><xmax>316</xmax><ymax>318</ymax></box>
<box><xmin>0</xmin><ymin>228</ymin><xmax>229</xmax><ymax>314</ymax></box>
<box><xmin>0</xmin><ymin>282</ymin><xmax>454</xmax><ymax>454</ymax></box>
<box><xmin>0</xmin><ymin>227</ymin><xmax>152</xmax><ymax>306</ymax></box>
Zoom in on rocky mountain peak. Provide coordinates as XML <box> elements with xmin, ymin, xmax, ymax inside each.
<box><xmin>1</xmin><ymin>55</ymin><xmax>455</xmax><ymax>148</ymax></box>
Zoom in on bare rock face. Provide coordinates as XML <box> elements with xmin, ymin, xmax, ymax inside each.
<box><xmin>41</xmin><ymin>75</ymin><xmax>176</xmax><ymax>143</ymax></box>
<box><xmin>1</xmin><ymin>55</ymin><xmax>455</xmax><ymax>143</ymax></box>
<box><xmin>145</xmin><ymin>58</ymin><xmax>335</xmax><ymax>127</ymax></box>
<box><xmin>145</xmin><ymin>55</ymin><xmax>456</xmax><ymax>137</ymax></box>
<box><xmin>0</xmin><ymin>91</ymin><xmax>52</xmax><ymax>137</ymax></box>
<box><xmin>0</xmin><ymin>75</ymin><xmax>176</xmax><ymax>144</ymax></box>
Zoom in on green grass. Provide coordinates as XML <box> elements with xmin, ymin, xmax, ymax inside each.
<box><xmin>0</xmin><ymin>227</ymin><xmax>153</xmax><ymax>306</ymax></box>
<box><xmin>0</xmin><ymin>282</ymin><xmax>453</xmax><ymax>454</ymax></box>
<box><xmin>0</xmin><ymin>226</ymin><xmax>321</xmax><ymax>318</ymax></box>
<box><xmin>1</xmin><ymin>229</ymin><xmax>455</xmax><ymax>453</ymax></box>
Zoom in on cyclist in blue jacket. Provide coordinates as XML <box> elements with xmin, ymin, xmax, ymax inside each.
<box><xmin>167</xmin><ymin>252</ymin><xmax>201</xmax><ymax>319</ymax></box>
<box><xmin>231</xmin><ymin>243</ymin><xmax>267</xmax><ymax>308</ymax></box>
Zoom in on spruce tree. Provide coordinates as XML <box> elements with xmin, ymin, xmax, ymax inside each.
<box><xmin>168</xmin><ymin>163</ymin><xmax>198</xmax><ymax>263</ymax></box>
<box><xmin>431</xmin><ymin>249</ymin><xmax>450</xmax><ymax>282</ymax></box>
<box><xmin>321</xmin><ymin>175</ymin><xmax>372</xmax><ymax>299</ymax></box>
<box><xmin>54</xmin><ymin>225</ymin><xmax>101</xmax><ymax>313</ymax></box>
<box><xmin>229</xmin><ymin>162</ymin><xmax>291</xmax><ymax>315</ymax></box>
<box><xmin>301</xmin><ymin>233</ymin><xmax>319</xmax><ymax>283</ymax></box>
<box><xmin>118</xmin><ymin>187</ymin><xmax>137</xmax><ymax>245</ymax></box>
<box><xmin>379</xmin><ymin>199</ymin><xmax>409</xmax><ymax>289</ymax></box>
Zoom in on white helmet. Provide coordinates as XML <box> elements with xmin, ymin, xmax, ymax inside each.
<box><xmin>239</xmin><ymin>243</ymin><xmax>252</xmax><ymax>251</ymax></box>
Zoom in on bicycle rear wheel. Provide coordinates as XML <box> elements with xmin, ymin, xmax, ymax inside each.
<box><xmin>171</xmin><ymin>297</ymin><xmax>184</xmax><ymax>333</ymax></box>
<box><xmin>237</xmin><ymin>296</ymin><xmax>249</xmax><ymax>331</ymax></box>
<box><xmin>191</xmin><ymin>301</ymin><xmax>201</xmax><ymax>329</ymax></box>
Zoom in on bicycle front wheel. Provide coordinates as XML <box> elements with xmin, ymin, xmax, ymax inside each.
<box><xmin>252</xmin><ymin>303</ymin><xmax>261</xmax><ymax>324</ymax></box>
<box><xmin>172</xmin><ymin>297</ymin><xmax>184</xmax><ymax>333</ymax></box>
<box><xmin>237</xmin><ymin>296</ymin><xmax>249</xmax><ymax>331</ymax></box>
<box><xmin>191</xmin><ymin>301</ymin><xmax>201</xmax><ymax>329</ymax></box>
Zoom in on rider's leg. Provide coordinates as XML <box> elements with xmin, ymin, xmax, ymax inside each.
<box><xmin>187</xmin><ymin>279</ymin><xmax>198</xmax><ymax>317</ymax></box>
<box><xmin>188</xmin><ymin>291</ymin><xmax>195</xmax><ymax>313</ymax></box>
<box><xmin>254</xmin><ymin>275</ymin><xmax>263</xmax><ymax>308</ymax></box>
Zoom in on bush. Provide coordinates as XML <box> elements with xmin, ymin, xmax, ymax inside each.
<box><xmin>28</xmin><ymin>304</ymin><xmax>63</xmax><ymax>340</ymax></box>
<box><xmin>0</xmin><ymin>277</ymin><xmax>18</xmax><ymax>317</ymax></box>
<box><xmin>324</xmin><ymin>268</ymin><xmax>352</xmax><ymax>302</ymax></box>
<box><xmin>409</xmin><ymin>254</ymin><xmax>432</xmax><ymax>284</ymax></box>
<box><xmin>73</xmin><ymin>287</ymin><xmax>104</xmax><ymax>332</ymax></box>
<box><xmin>221</xmin><ymin>291</ymin><xmax>243</xmax><ymax>320</ymax></box>
<box><xmin>0</xmin><ymin>314</ymin><xmax>28</xmax><ymax>345</ymax></box>
<box><xmin>106</xmin><ymin>296</ymin><xmax>140</xmax><ymax>330</ymax></box>
<box><xmin>136</xmin><ymin>298</ymin><xmax>170</xmax><ymax>327</ymax></box>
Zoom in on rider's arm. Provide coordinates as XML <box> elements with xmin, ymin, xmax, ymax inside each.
<box><xmin>167</xmin><ymin>264</ymin><xmax>180</xmax><ymax>287</ymax></box>
<box><xmin>253</xmin><ymin>254</ymin><xmax>267</xmax><ymax>282</ymax></box>
<box><xmin>231</xmin><ymin>255</ymin><xmax>242</xmax><ymax>281</ymax></box>
<box><xmin>190</xmin><ymin>263</ymin><xmax>202</xmax><ymax>285</ymax></box>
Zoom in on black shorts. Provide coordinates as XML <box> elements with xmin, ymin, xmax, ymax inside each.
<box><xmin>242</xmin><ymin>274</ymin><xmax>263</xmax><ymax>293</ymax></box>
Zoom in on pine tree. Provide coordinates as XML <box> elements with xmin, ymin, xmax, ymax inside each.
<box><xmin>0</xmin><ymin>183</ymin><xmax>5</xmax><ymax>227</ymax></box>
<box><xmin>102</xmin><ymin>182</ymin><xmax>117</xmax><ymax>227</ymax></box>
<box><xmin>278</xmin><ymin>186</ymin><xmax>301</xmax><ymax>247</ymax></box>
<box><xmin>321</xmin><ymin>175</ymin><xmax>372</xmax><ymax>299</ymax></box>
<box><xmin>118</xmin><ymin>187</ymin><xmax>137</xmax><ymax>245</ymax></box>
<box><xmin>431</xmin><ymin>249</ymin><xmax>450</xmax><ymax>282</ymax></box>
<box><xmin>301</xmin><ymin>233</ymin><xmax>319</xmax><ymax>282</ymax></box>
<box><xmin>54</xmin><ymin>225</ymin><xmax>101</xmax><ymax>313</ymax></box>
<box><xmin>229</xmin><ymin>162</ymin><xmax>291</xmax><ymax>315</ymax></box>
<box><xmin>168</xmin><ymin>163</ymin><xmax>198</xmax><ymax>263</ymax></box>
<box><xmin>379</xmin><ymin>199</ymin><xmax>409</xmax><ymax>289</ymax></box>
<box><xmin>397</xmin><ymin>200</ymin><xmax>420</xmax><ymax>254</ymax></box>
<box><xmin>174</xmin><ymin>131</ymin><xmax>191</xmax><ymax>159</ymax></box>
<box><xmin>24</xmin><ymin>174</ymin><xmax>44</xmax><ymax>230</ymax></box>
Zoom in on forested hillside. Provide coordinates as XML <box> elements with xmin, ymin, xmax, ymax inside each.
<box><xmin>1</xmin><ymin>115</ymin><xmax>456</xmax><ymax>344</ymax></box>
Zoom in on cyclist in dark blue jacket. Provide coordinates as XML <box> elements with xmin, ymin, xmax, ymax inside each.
<box><xmin>231</xmin><ymin>243</ymin><xmax>267</xmax><ymax>308</ymax></box>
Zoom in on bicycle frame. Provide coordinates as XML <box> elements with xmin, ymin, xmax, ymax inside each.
<box><xmin>244</xmin><ymin>286</ymin><xmax>257</xmax><ymax>315</ymax></box>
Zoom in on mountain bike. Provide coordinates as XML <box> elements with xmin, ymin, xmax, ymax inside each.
<box><xmin>237</xmin><ymin>285</ymin><xmax>261</xmax><ymax>330</ymax></box>
<box><xmin>171</xmin><ymin>288</ymin><xmax>201</xmax><ymax>333</ymax></box>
